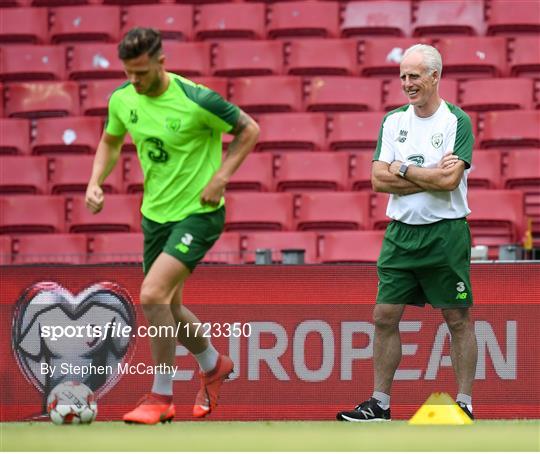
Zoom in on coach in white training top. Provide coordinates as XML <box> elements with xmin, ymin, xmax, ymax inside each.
<box><xmin>337</xmin><ymin>44</ymin><xmax>477</xmax><ymax>422</ymax></box>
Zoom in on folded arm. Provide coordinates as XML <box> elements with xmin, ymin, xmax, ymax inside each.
<box><xmin>389</xmin><ymin>152</ymin><xmax>465</xmax><ymax>191</ymax></box>
<box><xmin>371</xmin><ymin>160</ymin><xmax>425</xmax><ymax>195</ymax></box>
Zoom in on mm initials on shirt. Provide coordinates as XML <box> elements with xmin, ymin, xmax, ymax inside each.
<box><xmin>397</xmin><ymin>129</ymin><xmax>408</xmax><ymax>143</ymax></box>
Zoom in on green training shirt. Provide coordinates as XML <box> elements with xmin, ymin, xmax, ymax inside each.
<box><xmin>106</xmin><ymin>73</ymin><xmax>240</xmax><ymax>223</ymax></box>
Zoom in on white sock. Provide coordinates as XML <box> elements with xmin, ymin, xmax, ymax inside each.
<box><xmin>194</xmin><ymin>344</ymin><xmax>219</xmax><ymax>373</ymax></box>
<box><xmin>456</xmin><ymin>393</ymin><xmax>472</xmax><ymax>410</ymax></box>
<box><xmin>372</xmin><ymin>391</ymin><xmax>391</xmax><ymax>410</ymax></box>
<box><xmin>151</xmin><ymin>371</ymin><xmax>173</xmax><ymax>396</ymax></box>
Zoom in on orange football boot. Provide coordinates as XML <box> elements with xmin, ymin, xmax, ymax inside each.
<box><xmin>193</xmin><ymin>354</ymin><xmax>234</xmax><ymax>418</ymax></box>
<box><xmin>123</xmin><ymin>393</ymin><xmax>175</xmax><ymax>424</ymax></box>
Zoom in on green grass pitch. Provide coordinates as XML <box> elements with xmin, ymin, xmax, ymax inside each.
<box><xmin>1</xmin><ymin>420</ymin><xmax>539</xmax><ymax>451</ymax></box>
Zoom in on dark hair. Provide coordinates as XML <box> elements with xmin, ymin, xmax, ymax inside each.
<box><xmin>118</xmin><ymin>27</ymin><xmax>162</xmax><ymax>60</ymax></box>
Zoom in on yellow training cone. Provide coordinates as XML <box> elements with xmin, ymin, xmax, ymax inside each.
<box><xmin>408</xmin><ymin>392</ymin><xmax>473</xmax><ymax>425</ymax></box>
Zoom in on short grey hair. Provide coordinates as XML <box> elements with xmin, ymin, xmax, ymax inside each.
<box><xmin>403</xmin><ymin>44</ymin><xmax>443</xmax><ymax>78</ymax></box>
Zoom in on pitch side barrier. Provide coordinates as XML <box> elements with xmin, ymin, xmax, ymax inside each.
<box><xmin>1</xmin><ymin>263</ymin><xmax>538</xmax><ymax>421</ymax></box>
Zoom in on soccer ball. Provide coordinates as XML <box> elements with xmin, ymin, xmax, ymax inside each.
<box><xmin>47</xmin><ymin>381</ymin><xmax>97</xmax><ymax>425</ymax></box>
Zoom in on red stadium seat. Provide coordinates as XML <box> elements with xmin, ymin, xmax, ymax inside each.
<box><xmin>370</xmin><ymin>192</ymin><xmax>391</xmax><ymax>230</ymax></box>
<box><xmin>509</xmin><ymin>37</ymin><xmax>540</xmax><ymax>78</ymax></box>
<box><xmin>0</xmin><ymin>236</ymin><xmax>11</xmax><ymax>265</ymax></box>
<box><xmin>480</xmin><ymin>111</ymin><xmax>540</xmax><ymax>149</ymax></box>
<box><xmin>383</xmin><ymin>78</ymin><xmax>457</xmax><ymax>111</ymax></box>
<box><xmin>328</xmin><ymin>112</ymin><xmax>381</xmax><ymax>152</ymax></box>
<box><xmin>503</xmin><ymin>148</ymin><xmax>540</xmax><ymax>236</ymax></box>
<box><xmin>123</xmin><ymin>156</ymin><xmax>143</xmax><ymax>194</ymax></box>
<box><xmin>0</xmin><ymin>156</ymin><xmax>48</xmax><ymax>194</ymax></box>
<box><xmin>212</xmin><ymin>41</ymin><xmax>283</xmax><ymax>77</ymax></box>
<box><xmin>286</xmin><ymin>39</ymin><xmax>358</xmax><ymax>76</ymax></box>
<box><xmin>349</xmin><ymin>151</ymin><xmax>374</xmax><ymax>191</ymax></box>
<box><xmin>33</xmin><ymin>117</ymin><xmax>102</xmax><ymax>155</ymax></box>
<box><xmin>466</xmin><ymin>111</ymin><xmax>479</xmax><ymax>140</ymax></box>
<box><xmin>359</xmin><ymin>38</ymin><xmax>423</xmax><ymax>78</ymax></box>
<box><xmin>195</xmin><ymin>3</ymin><xmax>266</xmax><ymax>40</ymax></box>
<box><xmin>122</xmin><ymin>134</ymin><xmax>137</xmax><ymax>154</ymax></box>
<box><xmin>267</xmin><ymin>1</ymin><xmax>340</xmax><ymax>39</ymax></box>
<box><xmin>68</xmin><ymin>195</ymin><xmax>141</xmax><ymax>233</ymax></box>
<box><xmin>81</xmin><ymin>79</ymin><xmax>126</xmax><ymax>116</ymax></box>
<box><xmin>504</xmin><ymin>148</ymin><xmax>540</xmax><ymax>190</ymax></box>
<box><xmin>256</xmin><ymin>113</ymin><xmax>327</xmax><ymax>152</ymax></box>
<box><xmin>412</xmin><ymin>0</ymin><xmax>485</xmax><ymax>37</ymax></box>
<box><xmin>230</xmin><ymin>76</ymin><xmax>302</xmax><ymax>113</ymax></box>
<box><xmin>5</xmin><ymin>82</ymin><xmax>80</xmax><ymax>118</ymax></box>
<box><xmin>224</xmin><ymin>193</ymin><xmax>294</xmax><ymax>232</ymax></box>
<box><xmin>467</xmin><ymin>150</ymin><xmax>502</xmax><ymax>189</ymax></box>
<box><xmin>175</xmin><ymin>0</ymin><xmax>236</xmax><ymax>3</ymax></box>
<box><xmin>13</xmin><ymin>233</ymin><xmax>87</xmax><ymax>264</ymax></box>
<box><xmin>227</xmin><ymin>153</ymin><xmax>274</xmax><ymax>192</ymax></box>
<box><xmin>0</xmin><ymin>195</ymin><xmax>66</xmax><ymax>234</ymax></box>
<box><xmin>305</xmin><ymin>76</ymin><xmax>381</xmax><ymax>112</ymax></box>
<box><xmin>191</xmin><ymin>77</ymin><xmax>228</xmax><ymax>98</ymax></box>
<box><xmin>202</xmin><ymin>232</ymin><xmax>241</xmax><ymax>264</ymax></box>
<box><xmin>341</xmin><ymin>1</ymin><xmax>411</xmax><ymax>37</ymax></box>
<box><xmin>88</xmin><ymin>233</ymin><xmax>143</xmax><ymax>264</ymax></box>
<box><xmin>122</xmin><ymin>4</ymin><xmax>193</xmax><ymax>41</ymax></box>
<box><xmin>274</xmin><ymin>152</ymin><xmax>349</xmax><ymax>192</ymax></box>
<box><xmin>487</xmin><ymin>0</ymin><xmax>540</xmax><ymax>36</ymax></box>
<box><xmin>162</xmin><ymin>42</ymin><xmax>211</xmax><ymax>77</ymax></box>
<box><xmin>32</xmin><ymin>0</ymin><xmax>99</xmax><ymax>6</ymax></box>
<box><xmin>435</xmin><ymin>37</ymin><xmax>507</xmax><ymax>79</ymax></box>
<box><xmin>320</xmin><ymin>230</ymin><xmax>385</xmax><ymax>263</ymax></box>
<box><xmin>295</xmin><ymin>192</ymin><xmax>371</xmax><ymax>231</ymax></box>
<box><xmin>459</xmin><ymin>78</ymin><xmax>533</xmax><ymax>111</ymax></box>
<box><xmin>0</xmin><ymin>45</ymin><xmax>66</xmax><ymax>82</ymax></box>
<box><xmin>242</xmin><ymin>231</ymin><xmax>318</xmax><ymax>264</ymax></box>
<box><xmin>50</xmin><ymin>6</ymin><xmax>121</xmax><ymax>44</ymax></box>
<box><xmin>0</xmin><ymin>119</ymin><xmax>31</xmax><ymax>155</ymax></box>
<box><xmin>50</xmin><ymin>155</ymin><xmax>123</xmax><ymax>195</ymax></box>
<box><xmin>503</xmin><ymin>149</ymin><xmax>540</xmax><ymax>190</ymax></box>
<box><xmin>0</xmin><ymin>8</ymin><xmax>48</xmax><ymax>44</ymax></box>
<box><xmin>0</xmin><ymin>0</ymin><xmax>25</xmax><ymax>6</ymax></box>
<box><xmin>467</xmin><ymin>189</ymin><xmax>525</xmax><ymax>252</ymax></box>
<box><xmin>68</xmin><ymin>44</ymin><xmax>125</xmax><ymax>80</ymax></box>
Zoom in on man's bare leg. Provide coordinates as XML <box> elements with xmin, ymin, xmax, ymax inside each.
<box><xmin>373</xmin><ymin>303</ymin><xmax>406</xmax><ymax>395</ymax></box>
<box><xmin>170</xmin><ymin>283</ymin><xmax>210</xmax><ymax>355</ymax></box>
<box><xmin>442</xmin><ymin>307</ymin><xmax>477</xmax><ymax>418</ymax></box>
<box><xmin>123</xmin><ymin>253</ymin><xmax>190</xmax><ymax>424</ymax></box>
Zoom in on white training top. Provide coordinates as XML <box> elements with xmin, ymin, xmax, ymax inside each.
<box><xmin>373</xmin><ymin>101</ymin><xmax>474</xmax><ymax>225</ymax></box>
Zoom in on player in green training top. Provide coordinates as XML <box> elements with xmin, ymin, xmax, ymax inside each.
<box><xmin>85</xmin><ymin>28</ymin><xmax>259</xmax><ymax>425</ymax></box>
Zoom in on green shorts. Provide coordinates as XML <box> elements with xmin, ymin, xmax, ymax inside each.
<box><xmin>141</xmin><ymin>207</ymin><xmax>225</xmax><ymax>274</ymax></box>
<box><xmin>376</xmin><ymin>218</ymin><xmax>473</xmax><ymax>308</ymax></box>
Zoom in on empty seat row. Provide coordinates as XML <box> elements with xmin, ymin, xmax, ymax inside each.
<box><xmin>3</xmin><ymin>77</ymin><xmax>539</xmax><ymax>121</ymax></box>
<box><xmin>0</xmin><ymin>190</ymin><xmax>528</xmax><ymax>261</ymax></box>
<box><xmin>0</xmin><ymin>233</ymin><xmax>142</xmax><ymax>265</ymax></box>
<box><xmin>0</xmin><ymin>230</ymin><xmax>390</xmax><ymax>265</ymax></box>
<box><xmin>1</xmin><ymin>1</ymin><xmax>538</xmax><ymax>44</ymax></box>
<box><xmin>0</xmin><ymin>194</ymin><xmax>142</xmax><ymax>234</ymax></box>
<box><xmin>4</xmin><ymin>148</ymin><xmax>538</xmax><ymax>196</ymax></box>
<box><xmin>2</xmin><ymin>37</ymin><xmax>540</xmax><ymax>82</ymax></box>
<box><xmin>2</xmin><ymin>111</ymin><xmax>539</xmax><ymax>157</ymax></box>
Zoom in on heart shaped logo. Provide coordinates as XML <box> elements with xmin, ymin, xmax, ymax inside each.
<box><xmin>12</xmin><ymin>281</ymin><xmax>136</xmax><ymax>407</ymax></box>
